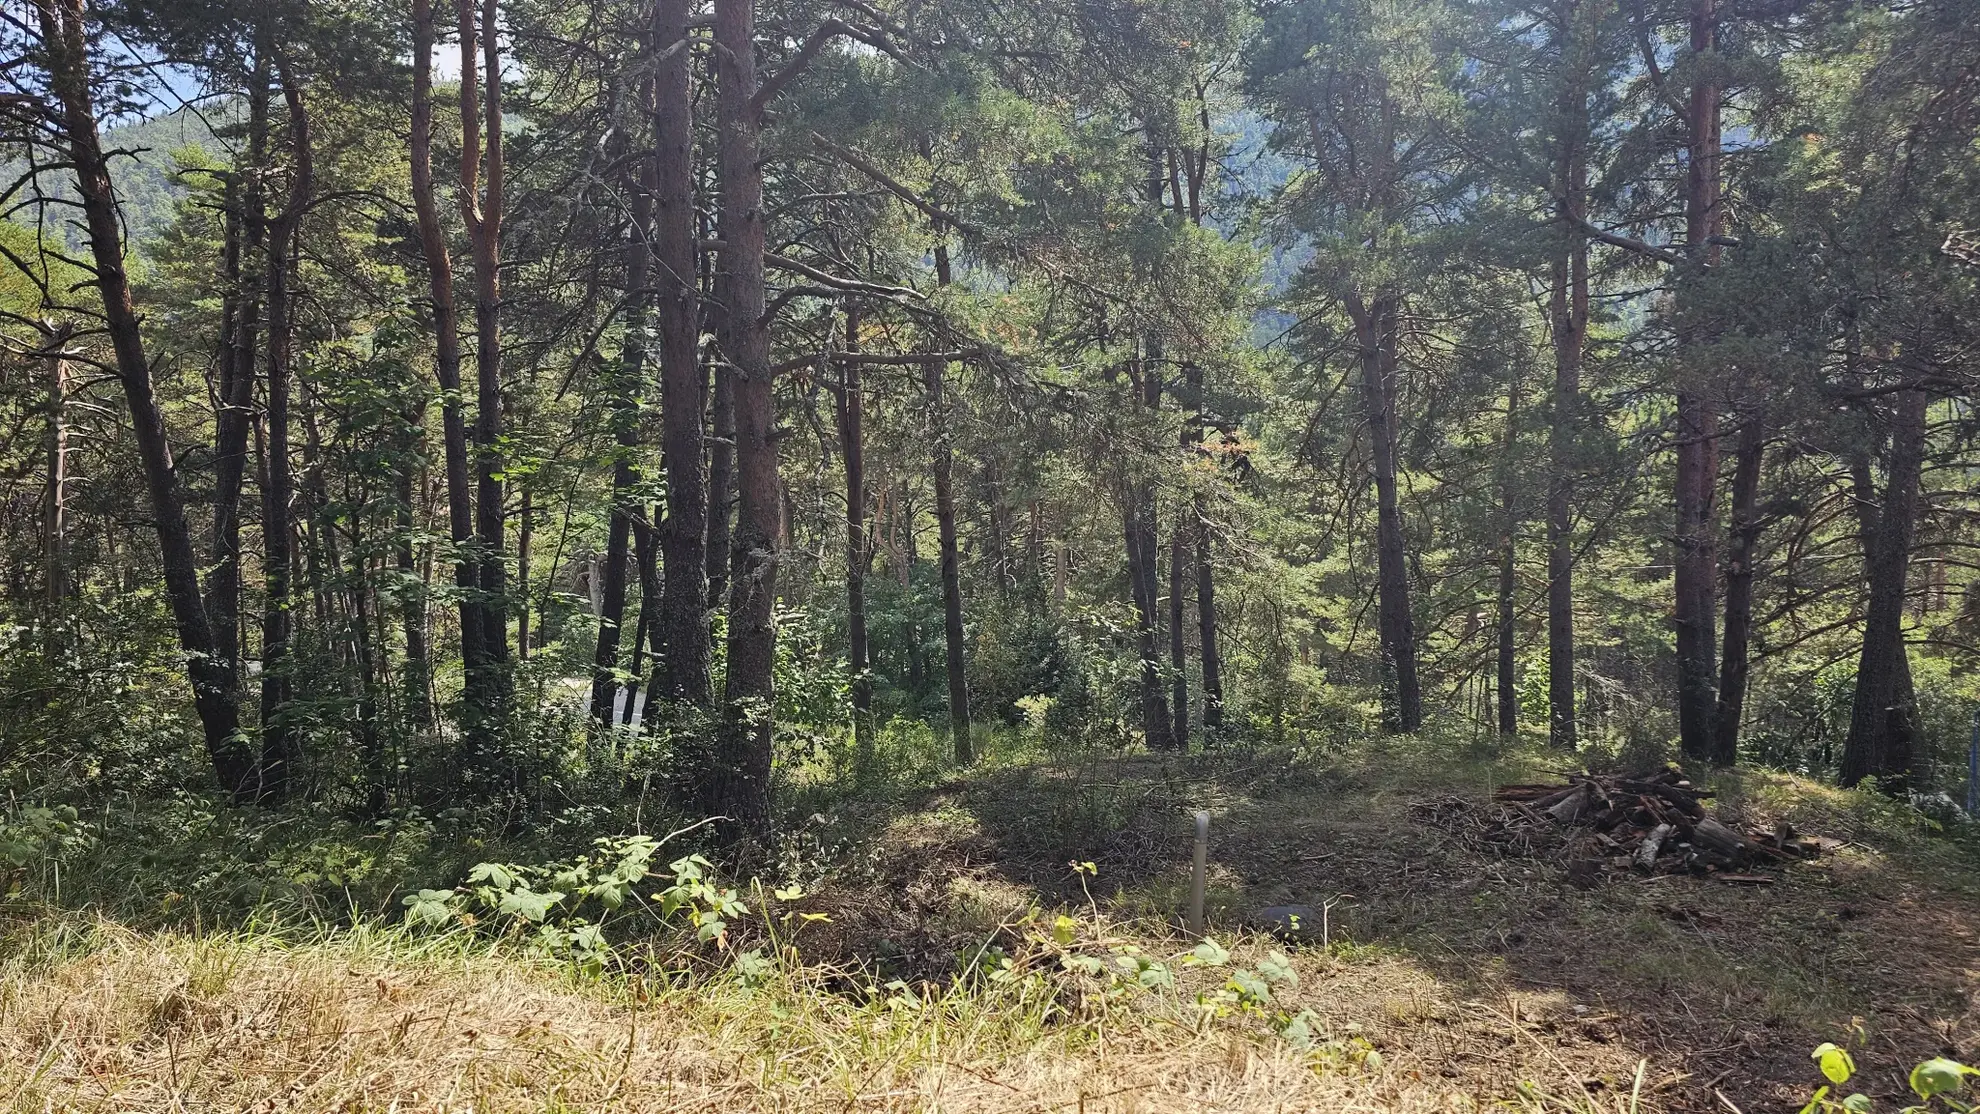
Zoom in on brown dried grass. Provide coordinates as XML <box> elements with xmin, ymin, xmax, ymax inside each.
<box><xmin>0</xmin><ymin>916</ymin><xmax>1648</xmax><ymax>1114</ymax></box>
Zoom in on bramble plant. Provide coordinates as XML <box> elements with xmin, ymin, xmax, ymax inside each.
<box><xmin>1801</xmin><ymin>1042</ymin><xmax>1980</xmax><ymax>1114</ymax></box>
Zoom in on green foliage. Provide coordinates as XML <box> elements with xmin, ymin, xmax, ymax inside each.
<box><xmin>402</xmin><ymin>837</ymin><xmax>753</xmax><ymax>971</ymax></box>
<box><xmin>1800</xmin><ymin>1042</ymin><xmax>1980</xmax><ymax>1114</ymax></box>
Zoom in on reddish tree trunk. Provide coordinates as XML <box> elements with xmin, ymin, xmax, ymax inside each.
<box><xmin>411</xmin><ymin>0</ymin><xmax>490</xmax><ymax>755</ymax></box>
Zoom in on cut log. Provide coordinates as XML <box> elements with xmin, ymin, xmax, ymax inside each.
<box><xmin>1545</xmin><ymin>784</ymin><xmax>1593</xmax><ymax>824</ymax></box>
<box><xmin>1691</xmin><ymin>818</ymin><xmax>1757</xmax><ymax>863</ymax></box>
<box><xmin>1635</xmin><ymin>823</ymin><xmax>1674</xmax><ymax>872</ymax></box>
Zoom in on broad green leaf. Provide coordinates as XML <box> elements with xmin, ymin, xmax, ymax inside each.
<box><xmin>1911</xmin><ymin>1058</ymin><xmax>1974</xmax><ymax>1100</ymax></box>
<box><xmin>1815</xmin><ymin>1043</ymin><xmax>1855</xmax><ymax>1085</ymax></box>
<box><xmin>1191</xmin><ymin>938</ymin><xmax>1231</xmax><ymax>966</ymax></box>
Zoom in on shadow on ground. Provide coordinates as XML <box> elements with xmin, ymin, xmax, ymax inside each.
<box><xmin>802</xmin><ymin>742</ymin><xmax>1980</xmax><ymax>1113</ymax></box>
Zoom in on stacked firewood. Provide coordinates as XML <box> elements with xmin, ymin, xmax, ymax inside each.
<box><xmin>1482</xmin><ymin>767</ymin><xmax>1829</xmax><ymax>885</ymax></box>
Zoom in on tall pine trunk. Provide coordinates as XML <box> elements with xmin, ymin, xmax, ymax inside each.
<box><xmin>460</xmin><ymin>0</ymin><xmax>513</xmax><ymax>769</ymax></box>
<box><xmin>923</xmin><ymin>353</ymin><xmax>971</xmax><ymax>763</ymax></box>
<box><xmin>706</xmin><ymin>0</ymin><xmax>776</xmax><ymax>836</ymax></box>
<box><xmin>837</xmin><ymin>306</ymin><xmax>874</xmax><ymax>772</ymax></box>
<box><xmin>410</xmin><ymin>0</ymin><xmax>490</xmax><ymax>761</ymax></box>
<box><xmin>257</xmin><ymin>63</ymin><xmax>313</xmax><ymax>803</ymax></box>
<box><xmin>1498</xmin><ymin>363</ymin><xmax>1521</xmax><ymax>736</ymax></box>
<box><xmin>210</xmin><ymin>72</ymin><xmax>266</xmax><ymax>679</ymax></box>
<box><xmin>1548</xmin><ymin>43</ymin><xmax>1588</xmax><ymax>749</ymax></box>
<box><xmin>1169</xmin><ymin>518</ymin><xmax>1188</xmax><ymax>746</ymax></box>
<box><xmin>654</xmin><ymin>0</ymin><xmax>711</xmax><ymax>707</ymax></box>
<box><xmin>1125</xmin><ymin>346</ymin><xmax>1175</xmax><ymax>751</ymax></box>
<box><xmin>591</xmin><ymin>141</ymin><xmax>653</xmax><ymax>728</ymax></box>
<box><xmin>40</xmin><ymin>0</ymin><xmax>253</xmax><ymax>797</ymax></box>
<box><xmin>1349</xmin><ymin>291</ymin><xmax>1421</xmax><ymax>732</ymax></box>
<box><xmin>396</xmin><ymin>444</ymin><xmax>432</xmax><ymax>731</ymax></box>
<box><xmin>1711</xmin><ymin>413</ymin><xmax>1764</xmax><ymax>764</ymax></box>
<box><xmin>42</xmin><ymin>322</ymin><xmax>73</xmax><ymax>605</ymax></box>
<box><xmin>1675</xmin><ymin>0</ymin><xmax>1724</xmax><ymax>762</ymax></box>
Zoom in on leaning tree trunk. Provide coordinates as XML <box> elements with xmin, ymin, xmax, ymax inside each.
<box><xmin>706</xmin><ymin>0</ymin><xmax>777</xmax><ymax>838</ymax></box>
<box><xmin>460</xmin><ymin>0</ymin><xmax>513</xmax><ymax>771</ymax></box>
<box><xmin>1841</xmin><ymin>390</ymin><xmax>1927</xmax><ymax>789</ymax></box>
<box><xmin>40</xmin><ymin>0</ymin><xmax>253</xmax><ymax>798</ymax></box>
<box><xmin>1349</xmin><ymin>291</ymin><xmax>1421</xmax><ymax>733</ymax></box>
<box><xmin>653</xmin><ymin>0</ymin><xmax>711</xmax><ymax>708</ymax></box>
<box><xmin>410</xmin><ymin>0</ymin><xmax>490</xmax><ymax>758</ymax></box>
<box><xmin>257</xmin><ymin>62</ymin><xmax>313</xmax><ymax>804</ymax></box>
<box><xmin>1674</xmin><ymin>0</ymin><xmax>1724</xmax><ymax>763</ymax></box>
<box><xmin>1711</xmin><ymin>413</ymin><xmax>1765</xmax><ymax>764</ymax></box>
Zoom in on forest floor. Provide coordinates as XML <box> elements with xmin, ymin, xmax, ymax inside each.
<box><xmin>4</xmin><ymin>738</ymin><xmax>1978</xmax><ymax>1112</ymax></box>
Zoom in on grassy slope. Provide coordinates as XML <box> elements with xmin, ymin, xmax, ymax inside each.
<box><xmin>4</xmin><ymin>741</ymin><xmax>1977</xmax><ymax>1113</ymax></box>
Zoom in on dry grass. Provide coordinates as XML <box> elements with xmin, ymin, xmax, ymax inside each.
<box><xmin>0</xmin><ymin>916</ymin><xmax>1646</xmax><ymax>1113</ymax></box>
<box><xmin>4</xmin><ymin>743</ymin><xmax>1977</xmax><ymax>1113</ymax></box>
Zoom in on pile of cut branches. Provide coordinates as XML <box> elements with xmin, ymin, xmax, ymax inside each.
<box><xmin>1418</xmin><ymin>767</ymin><xmax>1832</xmax><ymax>885</ymax></box>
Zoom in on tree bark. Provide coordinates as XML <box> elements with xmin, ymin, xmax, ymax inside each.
<box><xmin>1499</xmin><ymin>360</ymin><xmax>1521</xmax><ymax>736</ymax></box>
<box><xmin>1169</xmin><ymin>516</ymin><xmax>1188</xmax><ymax>746</ymax></box>
<box><xmin>257</xmin><ymin>59</ymin><xmax>313</xmax><ymax>804</ymax></box>
<box><xmin>837</xmin><ymin>304</ymin><xmax>874</xmax><ymax>772</ymax></box>
<box><xmin>1675</xmin><ymin>0</ymin><xmax>1724</xmax><ymax>762</ymax></box>
<box><xmin>42</xmin><ymin>322</ymin><xmax>73</xmax><ymax>605</ymax></box>
<box><xmin>591</xmin><ymin>138</ymin><xmax>652</xmax><ymax>727</ymax></box>
<box><xmin>706</xmin><ymin>0</ymin><xmax>777</xmax><ymax>837</ymax></box>
<box><xmin>411</xmin><ymin>0</ymin><xmax>490</xmax><ymax>759</ymax></box>
<box><xmin>1841</xmin><ymin>391</ymin><xmax>1927</xmax><ymax>789</ymax></box>
<box><xmin>460</xmin><ymin>0</ymin><xmax>513</xmax><ymax>764</ymax></box>
<box><xmin>515</xmin><ymin>485</ymin><xmax>532</xmax><ymax>658</ymax></box>
<box><xmin>1711</xmin><ymin>413</ymin><xmax>1765</xmax><ymax>765</ymax></box>
<box><xmin>1548</xmin><ymin>47</ymin><xmax>1588</xmax><ymax>750</ymax></box>
<box><xmin>39</xmin><ymin>0</ymin><xmax>253</xmax><ymax>797</ymax></box>
<box><xmin>1348</xmin><ymin>291</ymin><xmax>1421</xmax><ymax>732</ymax></box>
<box><xmin>923</xmin><ymin>352</ymin><xmax>972</xmax><ymax>763</ymax></box>
<box><xmin>1123</xmin><ymin>347</ymin><xmax>1175</xmax><ymax>751</ymax></box>
<box><xmin>1196</xmin><ymin>515</ymin><xmax>1223</xmax><ymax>733</ymax></box>
<box><xmin>396</xmin><ymin>440</ymin><xmax>432</xmax><ymax>731</ymax></box>
<box><xmin>653</xmin><ymin>0</ymin><xmax>711</xmax><ymax>708</ymax></box>
<box><xmin>209</xmin><ymin>68</ymin><xmax>266</xmax><ymax>677</ymax></box>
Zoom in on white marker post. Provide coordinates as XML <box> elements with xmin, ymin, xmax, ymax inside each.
<box><xmin>1188</xmin><ymin>810</ymin><xmax>1209</xmax><ymax>936</ymax></box>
